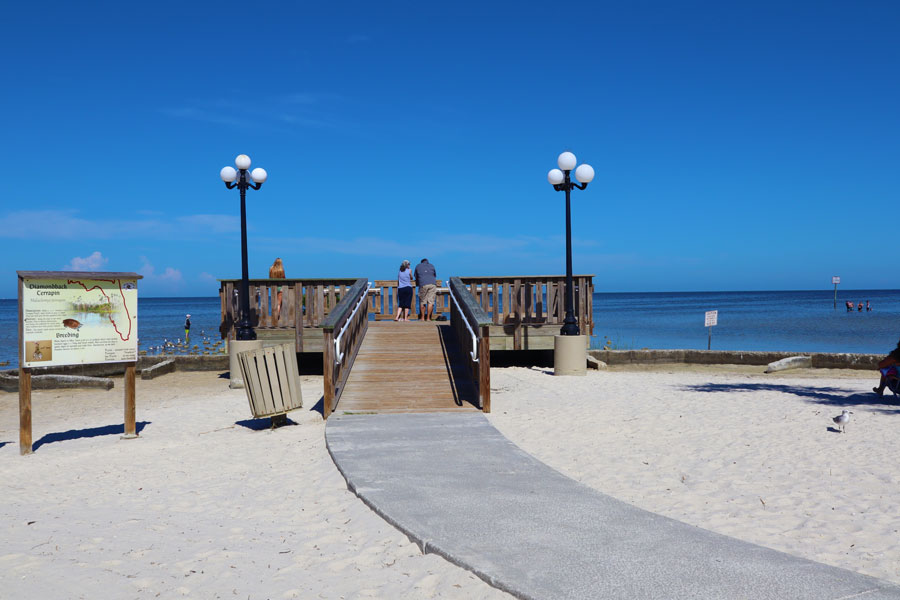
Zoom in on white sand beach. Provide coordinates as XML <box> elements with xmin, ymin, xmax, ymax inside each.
<box><xmin>2</xmin><ymin>364</ymin><xmax>897</xmax><ymax>598</ymax></box>
<box><xmin>0</xmin><ymin>373</ymin><xmax>510</xmax><ymax>599</ymax></box>
<box><xmin>487</xmin><ymin>365</ymin><xmax>900</xmax><ymax>585</ymax></box>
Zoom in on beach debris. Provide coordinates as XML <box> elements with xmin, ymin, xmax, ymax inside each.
<box><xmin>586</xmin><ymin>355</ymin><xmax>607</xmax><ymax>370</ymax></box>
<box><xmin>141</xmin><ymin>359</ymin><xmax>175</xmax><ymax>380</ymax></box>
<box><xmin>62</xmin><ymin>318</ymin><xmax>83</xmax><ymax>330</ymax></box>
<box><xmin>765</xmin><ymin>356</ymin><xmax>812</xmax><ymax>373</ymax></box>
<box><xmin>832</xmin><ymin>409</ymin><xmax>853</xmax><ymax>433</ymax></box>
<box><xmin>0</xmin><ymin>373</ymin><xmax>114</xmax><ymax>392</ymax></box>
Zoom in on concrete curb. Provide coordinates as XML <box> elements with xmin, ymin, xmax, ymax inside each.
<box><xmin>590</xmin><ymin>349</ymin><xmax>881</xmax><ymax>370</ymax></box>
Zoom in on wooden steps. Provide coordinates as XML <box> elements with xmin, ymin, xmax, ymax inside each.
<box><xmin>335</xmin><ymin>321</ymin><xmax>479</xmax><ymax>414</ymax></box>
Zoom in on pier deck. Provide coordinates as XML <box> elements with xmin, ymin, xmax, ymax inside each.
<box><xmin>336</xmin><ymin>321</ymin><xmax>480</xmax><ymax>414</ymax></box>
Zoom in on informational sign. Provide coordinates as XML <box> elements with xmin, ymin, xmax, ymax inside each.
<box><xmin>704</xmin><ymin>310</ymin><xmax>718</xmax><ymax>327</ymax></box>
<box><xmin>19</xmin><ymin>273</ymin><xmax>139</xmax><ymax>368</ymax></box>
<box><xmin>832</xmin><ymin>276</ymin><xmax>840</xmax><ymax>285</ymax></box>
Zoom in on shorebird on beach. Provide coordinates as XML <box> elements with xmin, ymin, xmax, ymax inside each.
<box><xmin>832</xmin><ymin>410</ymin><xmax>853</xmax><ymax>433</ymax></box>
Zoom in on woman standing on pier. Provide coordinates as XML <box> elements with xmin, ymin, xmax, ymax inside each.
<box><xmin>395</xmin><ymin>260</ymin><xmax>413</xmax><ymax>321</ymax></box>
<box><xmin>269</xmin><ymin>258</ymin><xmax>286</xmax><ymax>323</ymax></box>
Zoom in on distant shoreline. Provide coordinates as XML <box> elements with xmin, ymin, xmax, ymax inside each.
<box><xmin>0</xmin><ymin>288</ymin><xmax>899</xmax><ymax>301</ymax></box>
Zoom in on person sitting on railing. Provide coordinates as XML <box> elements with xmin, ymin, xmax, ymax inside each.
<box><xmin>269</xmin><ymin>257</ymin><xmax>286</xmax><ymax>323</ymax></box>
<box><xmin>395</xmin><ymin>260</ymin><xmax>413</xmax><ymax>322</ymax></box>
<box><xmin>414</xmin><ymin>258</ymin><xmax>438</xmax><ymax>321</ymax></box>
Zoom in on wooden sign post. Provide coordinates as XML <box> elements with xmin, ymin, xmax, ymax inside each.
<box><xmin>705</xmin><ymin>310</ymin><xmax>718</xmax><ymax>350</ymax></box>
<box><xmin>17</xmin><ymin>271</ymin><xmax>142</xmax><ymax>454</ymax></box>
<box><xmin>832</xmin><ymin>276</ymin><xmax>840</xmax><ymax>310</ymax></box>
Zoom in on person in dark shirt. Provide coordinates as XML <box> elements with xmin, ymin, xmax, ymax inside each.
<box><xmin>184</xmin><ymin>314</ymin><xmax>191</xmax><ymax>340</ymax></box>
<box><xmin>414</xmin><ymin>258</ymin><xmax>437</xmax><ymax>321</ymax></box>
<box><xmin>873</xmin><ymin>339</ymin><xmax>900</xmax><ymax>396</ymax></box>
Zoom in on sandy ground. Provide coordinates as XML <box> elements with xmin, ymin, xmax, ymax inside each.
<box><xmin>487</xmin><ymin>365</ymin><xmax>900</xmax><ymax>584</ymax></box>
<box><xmin>4</xmin><ymin>364</ymin><xmax>898</xmax><ymax>598</ymax></box>
<box><xmin>0</xmin><ymin>372</ymin><xmax>510</xmax><ymax>600</ymax></box>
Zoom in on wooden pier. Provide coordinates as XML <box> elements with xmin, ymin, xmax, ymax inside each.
<box><xmin>335</xmin><ymin>321</ymin><xmax>480</xmax><ymax>414</ymax></box>
<box><xmin>219</xmin><ymin>274</ymin><xmax>592</xmax><ymax>417</ymax></box>
<box><xmin>219</xmin><ymin>274</ymin><xmax>593</xmax><ymax>351</ymax></box>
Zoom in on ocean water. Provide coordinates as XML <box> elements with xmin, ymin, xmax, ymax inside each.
<box><xmin>1</xmin><ymin>290</ymin><xmax>897</xmax><ymax>366</ymax></box>
<box><xmin>592</xmin><ymin>289</ymin><xmax>900</xmax><ymax>354</ymax></box>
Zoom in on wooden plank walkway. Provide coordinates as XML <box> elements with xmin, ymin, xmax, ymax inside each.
<box><xmin>335</xmin><ymin>321</ymin><xmax>480</xmax><ymax>414</ymax></box>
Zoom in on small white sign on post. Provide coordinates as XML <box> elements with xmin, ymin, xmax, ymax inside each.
<box><xmin>705</xmin><ymin>310</ymin><xmax>717</xmax><ymax>350</ymax></box>
<box><xmin>832</xmin><ymin>276</ymin><xmax>840</xmax><ymax>309</ymax></box>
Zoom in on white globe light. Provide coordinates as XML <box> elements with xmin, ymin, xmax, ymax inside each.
<box><xmin>235</xmin><ymin>154</ymin><xmax>252</xmax><ymax>170</ymax></box>
<box><xmin>557</xmin><ymin>151</ymin><xmax>577</xmax><ymax>171</ymax></box>
<box><xmin>251</xmin><ymin>168</ymin><xmax>268</xmax><ymax>184</ymax></box>
<box><xmin>547</xmin><ymin>169</ymin><xmax>564</xmax><ymax>185</ymax></box>
<box><xmin>575</xmin><ymin>163</ymin><xmax>595</xmax><ymax>183</ymax></box>
<box><xmin>220</xmin><ymin>166</ymin><xmax>237</xmax><ymax>182</ymax></box>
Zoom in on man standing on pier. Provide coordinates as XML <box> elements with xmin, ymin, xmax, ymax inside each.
<box><xmin>414</xmin><ymin>258</ymin><xmax>437</xmax><ymax>321</ymax></box>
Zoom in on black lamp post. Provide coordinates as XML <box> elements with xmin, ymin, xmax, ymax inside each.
<box><xmin>548</xmin><ymin>151</ymin><xmax>594</xmax><ymax>336</ymax></box>
<box><xmin>220</xmin><ymin>154</ymin><xmax>268</xmax><ymax>341</ymax></box>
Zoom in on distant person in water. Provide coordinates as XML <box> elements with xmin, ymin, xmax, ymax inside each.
<box><xmin>873</xmin><ymin>339</ymin><xmax>900</xmax><ymax>396</ymax></box>
<box><xmin>184</xmin><ymin>314</ymin><xmax>191</xmax><ymax>339</ymax></box>
<box><xmin>858</xmin><ymin>302</ymin><xmax>864</xmax><ymax>312</ymax></box>
<box><xmin>846</xmin><ymin>301</ymin><xmax>854</xmax><ymax>311</ymax></box>
<box><xmin>269</xmin><ymin>257</ymin><xmax>286</xmax><ymax>322</ymax></box>
<box><xmin>866</xmin><ymin>300</ymin><xmax>872</xmax><ymax>311</ymax></box>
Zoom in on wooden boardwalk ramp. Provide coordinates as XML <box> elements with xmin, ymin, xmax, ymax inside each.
<box><xmin>335</xmin><ymin>321</ymin><xmax>480</xmax><ymax>414</ymax></box>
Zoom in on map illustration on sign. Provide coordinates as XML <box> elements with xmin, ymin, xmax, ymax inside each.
<box><xmin>20</xmin><ymin>275</ymin><xmax>139</xmax><ymax>368</ymax></box>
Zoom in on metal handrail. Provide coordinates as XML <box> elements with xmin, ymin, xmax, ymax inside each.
<box><xmin>448</xmin><ymin>282</ymin><xmax>479</xmax><ymax>363</ymax></box>
<box><xmin>334</xmin><ymin>282</ymin><xmax>371</xmax><ymax>365</ymax></box>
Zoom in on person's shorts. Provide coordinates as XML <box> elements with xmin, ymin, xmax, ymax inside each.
<box><xmin>420</xmin><ymin>284</ymin><xmax>437</xmax><ymax>305</ymax></box>
<box><xmin>398</xmin><ymin>286</ymin><xmax>413</xmax><ymax>309</ymax></box>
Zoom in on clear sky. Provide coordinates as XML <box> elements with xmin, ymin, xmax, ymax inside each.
<box><xmin>2</xmin><ymin>1</ymin><xmax>897</xmax><ymax>297</ymax></box>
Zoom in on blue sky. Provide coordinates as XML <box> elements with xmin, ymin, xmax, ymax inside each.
<box><xmin>2</xmin><ymin>1</ymin><xmax>897</xmax><ymax>297</ymax></box>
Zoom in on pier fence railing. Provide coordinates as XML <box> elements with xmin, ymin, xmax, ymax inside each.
<box><xmin>320</xmin><ymin>279</ymin><xmax>369</xmax><ymax>419</ymax></box>
<box><xmin>449</xmin><ymin>277</ymin><xmax>492</xmax><ymax>412</ymax></box>
<box><xmin>218</xmin><ymin>278</ymin><xmax>359</xmax><ymax>350</ymax></box>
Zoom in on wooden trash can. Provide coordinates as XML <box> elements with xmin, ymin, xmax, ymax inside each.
<box><xmin>237</xmin><ymin>342</ymin><xmax>303</xmax><ymax>418</ymax></box>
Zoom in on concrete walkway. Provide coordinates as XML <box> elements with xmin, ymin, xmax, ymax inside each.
<box><xmin>326</xmin><ymin>413</ymin><xmax>900</xmax><ymax>600</ymax></box>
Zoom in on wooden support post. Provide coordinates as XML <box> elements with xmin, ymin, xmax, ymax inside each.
<box><xmin>295</xmin><ymin>285</ymin><xmax>304</xmax><ymax>351</ymax></box>
<box><xmin>479</xmin><ymin>326</ymin><xmax>490</xmax><ymax>413</ymax></box>
<box><xmin>122</xmin><ymin>362</ymin><xmax>137</xmax><ymax>439</ymax></box>
<box><xmin>19</xmin><ymin>367</ymin><xmax>32</xmax><ymax>455</ymax></box>
<box><xmin>323</xmin><ymin>331</ymin><xmax>335</xmax><ymax>420</ymax></box>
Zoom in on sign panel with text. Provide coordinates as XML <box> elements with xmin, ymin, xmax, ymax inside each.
<box><xmin>19</xmin><ymin>273</ymin><xmax>140</xmax><ymax>368</ymax></box>
<box><xmin>704</xmin><ymin>310</ymin><xmax>718</xmax><ymax>328</ymax></box>
<box><xmin>832</xmin><ymin>276</ymin><xmax>840</xmax><ymax>285</ymax></box>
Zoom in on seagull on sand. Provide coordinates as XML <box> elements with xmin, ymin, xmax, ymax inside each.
<box><xmin>832</xmin><ymin>410</ymin><xmax>853</xmax><ymax>433</ymax></box>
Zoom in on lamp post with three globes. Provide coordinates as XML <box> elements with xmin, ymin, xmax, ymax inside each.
<box><xmin>547</xmin><ymin>151</ymin><xmax>594</xmax><ymax>336</ymax></box>
<box><xmin>220</xmin><ymin>154</ymin><xmax>268</xmax><ymax>341</ymax></box>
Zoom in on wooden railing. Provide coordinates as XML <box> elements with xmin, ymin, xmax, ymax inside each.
<box><xmin>449</xmin><ymin>277</ymin><xmax>491</xmax><ymax>412</ymax></box>
<box><xmin>320</xmin><ymin>279</ymin><xmax>369</xmax><ymax>419</ymax></box>
<box><xmin>369</xmin><ymin>280</ymin><xmax>449</xmax><ymax>320</ymax></box>
<box><xmin>218</xmin><ymin>278</ymin><xmax>359</xmax><ymax>348</ymax></box>
<box><xmin>458</xmin><ymin>275</ymin><xmax>593</xmax><ymax>329</ymax></box>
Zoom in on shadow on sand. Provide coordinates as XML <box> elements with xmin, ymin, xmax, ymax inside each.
<box><xmin>681</xmin><ymin>382</ymin><xmax>900</xmax><ymax>413</ymax></box>
<box><xmin>33</xmin><ymin>421</ymin><xmax>151</xmax><ymax>451</ymax></box>
<box><xmin>235</xmin><ymin>417</ymin><xmax>298</xmax><ymax>431</ymax></box>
